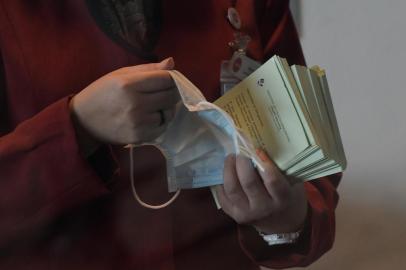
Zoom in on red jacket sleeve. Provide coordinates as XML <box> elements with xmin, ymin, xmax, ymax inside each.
<box><xmin>257</xmin><ymin>0</ymin><xmax>306</xmax><ymax>66</ymax></box>
<box><xmin>238</xmin><ymin>175</ymin><xmax>341</xmax><ymax>269</ymax></box>
<box><xmin>0</xmin><ymin>94</ymin><xmax>114</xmax><ymax>248</ymax></box>
<box><xmin>237</xmin><ymin>1</ymin><xmax>342</xmax><ymax>268</ymax></box>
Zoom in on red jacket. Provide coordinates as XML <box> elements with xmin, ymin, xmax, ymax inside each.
<box><xmin>0</xmin><ymin>0</ymin><xmax>341</xmax><ymax>269</ymax></box>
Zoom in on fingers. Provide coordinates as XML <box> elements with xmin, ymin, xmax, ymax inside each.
<box><xmin>256</xmin><ymin>149</ymin><xmax>291</xmax><ymax>206</ymax></box>
<box><xmin>122</xmin><ymin>69</ymin><xmax>179</xmax><ymax>143</ymax></box>
<box><xmin>235</xmin><ymin>155</ymin><xmax>272</xmax><ymax>207</ymax></box>
<box><xmin>217</xmin><ymin>149</ymin><xmax>294</xmax><ymax>221</ymax></box>
<box><xmin>138</xmin><ymin>108</ymin><xmax>175</xmax><ymax>127</ymax></box>
<box><xmin>128</xmin><ymin>87</ymin><xmax>179</xmax><ymax>133</ymax></box>
<box><xmin>128</xmin><ymin>106</ymin><xmax>176</xmax><ymax>143</ymax></box>
<box><xmin>214</xmin><ymin>185</ymin><xmax>235</xmax><ymax>213</ymax></box>
<box><xmin>141</xmin><ymin>88</ymin><xmax>180</xmax><ymax>112</ymax></box>
<box><xmin>223</xmin><ymin>155</ymin><xmax>248</xmax><ymax>206</ymax></box>
<box><xmin>216</xmin><ymin>150</ymin><xmax>308</xmax><ymax>231</ymax></box>
<box><xmin>218</xmin><ymin>154</ymin><xmax>272</xmax><ymax>222</ymax></box>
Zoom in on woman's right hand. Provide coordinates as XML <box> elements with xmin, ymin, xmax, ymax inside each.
<box><xmin>70</xmin><ymin>57</ymin><xmax>179</xmax><ymax>149</ymax></box>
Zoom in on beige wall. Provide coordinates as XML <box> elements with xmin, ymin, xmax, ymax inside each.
<box><xmin>264</xmin><ymin>1</ymin><xmax>406</xmax><ymax>269</ymax></box>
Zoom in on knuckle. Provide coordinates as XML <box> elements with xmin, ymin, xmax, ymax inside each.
<box><xmin>228</xmin><ymin>193</ymin><xmax>246</xmax><ymax>206</ymax></box>
<box><xmin>225</xmin><ymin>185</ymin><xmax>239</xmax><ymax>197</ymax></box>
<box><xmin>236</xmin><ymin>154</ymin><xmax>249</xmax><ymax>167</ymax></box>
<box><xmin>263</xmin><ymin>173</ymin><xmax>282</xmax><ymax>190</ymax></box>
<box><xmin>241</xmin><ymin>178</ymin><xmax>257</xmax><ymax>192</ymax></box>
<box><xmin>113</xmin><ymin>76</ymin><xmax>131</xmax><ymax>90</ymax></box>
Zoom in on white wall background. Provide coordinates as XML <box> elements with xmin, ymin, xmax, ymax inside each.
<box><xmin>269</xmin><ymin>0</ymin><xmax>406</xmax><ymax>269</ymax></box>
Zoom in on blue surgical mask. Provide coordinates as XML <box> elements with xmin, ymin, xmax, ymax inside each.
<box><xmin>127</xmin><ymin>70</ymin><xmax>264</xmax><ymax>209</ymax></box>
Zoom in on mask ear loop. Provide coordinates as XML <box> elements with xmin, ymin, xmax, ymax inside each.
<box><xmin>128</xmin><ymin>144</ymin><xmax>181</xmax><ymax>209</ymax></box>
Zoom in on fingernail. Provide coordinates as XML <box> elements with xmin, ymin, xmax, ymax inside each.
<box><xmin>160</xmin><ymin>57</ymin><xmax>174</xmax><ymax>69</ymax></box>
<box><xmin>256</xmin><ymin>148</ymin><xmax>268</xmax><ymax>162</ymax></box>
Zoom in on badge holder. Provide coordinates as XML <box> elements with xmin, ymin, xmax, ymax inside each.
<box><xmin>220</xmin><ymin>7</ymin><xmax>261</xmax><ymax>95</ymax></box>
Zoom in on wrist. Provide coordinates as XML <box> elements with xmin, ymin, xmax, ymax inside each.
<box><xmin>253</xmin><ymin>207</ymin><xmax>308</xmax><ymax>247</ymax></box>
<box><xmin>69</xmin><ymin>98</ymin><xmax>101</xmax><ymax>157</ymax></box>
<box><xmin>255</xmin><ymin>228</ymin><xmax>303</xmax><ymax>246</ymax></box>
<box><xmin>253</xmin><ymin>200</ymin><xmax>308</xmax><ymax>235</ymax></box>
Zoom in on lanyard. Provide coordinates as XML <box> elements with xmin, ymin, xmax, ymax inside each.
<box><xmin>226</xmin><ymin>0</ymin><xmax>251</xmax><ymax>54</ymax></box>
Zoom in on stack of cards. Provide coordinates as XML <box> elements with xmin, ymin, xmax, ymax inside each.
<box><xmin>214</xmin><ymin>55</ymin><xmax>346</xmax><ymax>180</ymax></box>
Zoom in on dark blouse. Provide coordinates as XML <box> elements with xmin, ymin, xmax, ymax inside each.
<box><xmin>0</xmin><ymin>1</ymin><xmax>340</xmax><ymax>269</ymax></box>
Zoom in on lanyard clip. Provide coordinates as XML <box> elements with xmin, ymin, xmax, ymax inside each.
<box><xmin>228</xmin><ymin>32</ymin><xmax>251</xmax><ymax>54</ymax></box>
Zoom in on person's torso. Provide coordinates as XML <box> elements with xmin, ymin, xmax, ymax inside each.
<box><xmin>0</xmin><ymin>1</ymin><xmax>268</xmax><ymax>269</ymax></box>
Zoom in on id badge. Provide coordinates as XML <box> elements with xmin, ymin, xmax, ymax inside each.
<box><xmin>220</xmin><ymin>60</ymin><xmax>240</xmax><ymax>95</ymax></box>
<box><xmin>219</xmin><ymin>52</ymin><xmax>261</xmax><ymax>96</ymax></box>
<box><xmin>228</xmin><ymin>52</ymin><xmax>261</xmax><ymax>80</ymax></box>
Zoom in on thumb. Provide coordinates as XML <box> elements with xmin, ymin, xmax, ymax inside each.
<box><xmin>112</xmin><ymin>57</ymin><xmax>175</xmax><ymax>75</ymax></box>
<box><xmin>256</xmin><ymin>148</ymin><xmax>301</xmax><ymax>187</ymax></box>
<box><xmin>255</xmin><ymin>148</ymin><xmax>283</xmax><ymax>179</ymax></box>
<box><xmin>138</xmin><ymin>57</ymin><xmax>175</xmax><ymax>71</ymax></box>
<box><xmin>158</xmin><ymin>57</ymin><xmax>175</xmax><ymax>70</ymax></box>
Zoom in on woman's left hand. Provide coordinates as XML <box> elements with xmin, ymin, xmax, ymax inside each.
<box><xmin>215</xmin><ymin>149</ymin><xmax>308</xmax><ymax>234</ymax></box>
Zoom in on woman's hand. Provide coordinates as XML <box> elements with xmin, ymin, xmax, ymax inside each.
<box><xmin>70</xmin><ymin>57</ymin><xmax>180</xmax><ymax>148</ymax></box>
<box><xmin>215</xmin><ymin>149</ymin><xmax>308</xmax><ymax>234</ymax></box>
